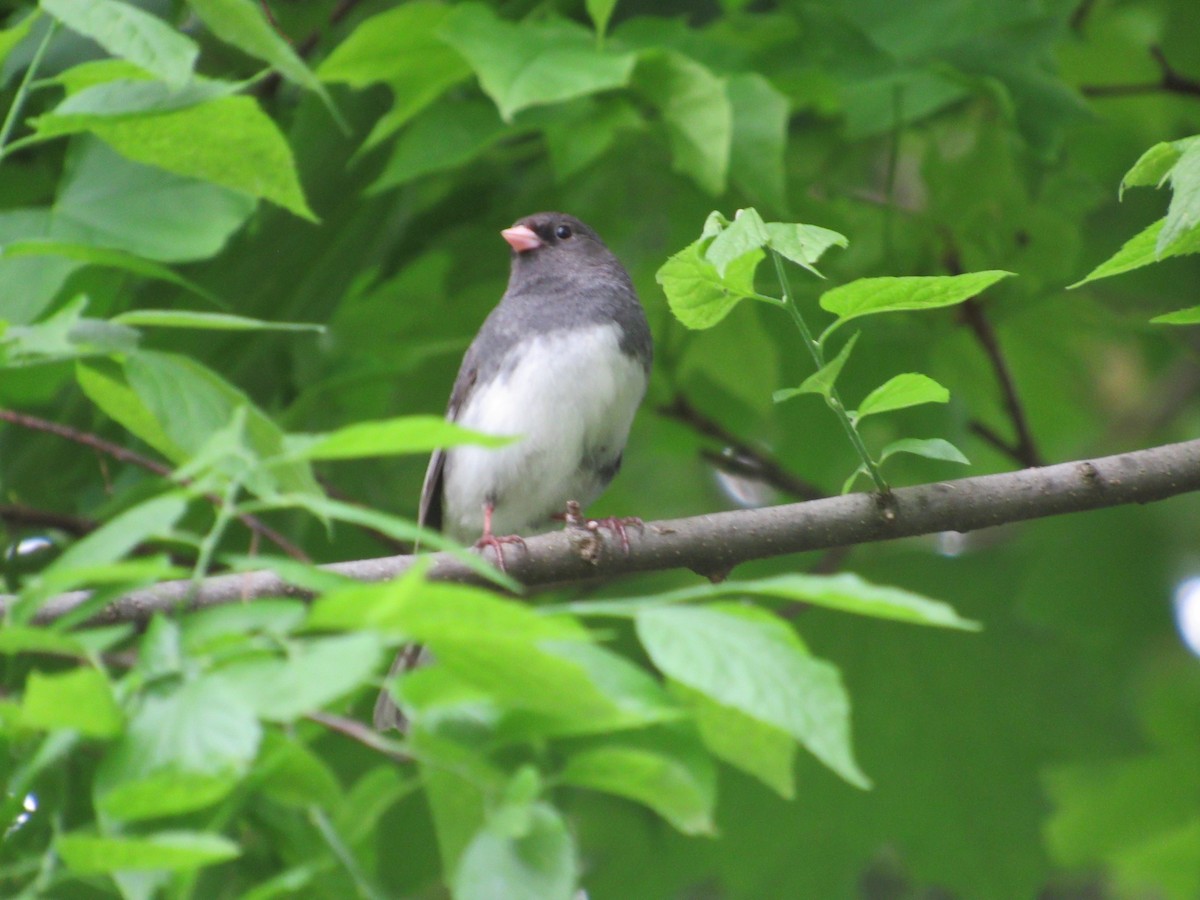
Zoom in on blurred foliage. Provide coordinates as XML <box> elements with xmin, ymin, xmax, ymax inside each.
<box><xmin>1</xmin><ymin>0</ymin><xmax>1200</xmax><ymax>897</ymax></box>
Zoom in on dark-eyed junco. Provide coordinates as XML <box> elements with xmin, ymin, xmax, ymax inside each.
<box><xmin>373</xmin><ymin>212</ymin><xmax>652</xmax><ymax>730</ymax></box>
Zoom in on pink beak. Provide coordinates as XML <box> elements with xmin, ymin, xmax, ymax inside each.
<box><xmin>501</xmin><ymin>225</ymin><xmax>543</xmax><ymax>253</ymax></box>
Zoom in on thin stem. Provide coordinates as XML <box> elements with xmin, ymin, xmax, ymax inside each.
<box><xmin>770</xmin><ymin>250</ymin><xmax>890</xmax><ymax>493</ymax></box>
<box><xmin>0</xmin><ymin>16</ymin><xmax>56</xmax><ymax>170</ymax></box>
<box><xmin>189</xmin><ymin>479</ymin><xmax>241</xmax><ymax>592</ymax></box>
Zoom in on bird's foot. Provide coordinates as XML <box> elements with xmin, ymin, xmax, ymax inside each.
<box><xmin>559</xmin><ymin>501</ymin><xmax>643</xmax><ymax>556</ymax></box>
<box><xmin>588</xmin><ymin>516</ymin><xmax>644</xmax><ymax>554</ymax></box>
<box><xmin>474</xmin><ymin>532</ymin><xmax>526</xmax><ymax>572</ymax></box>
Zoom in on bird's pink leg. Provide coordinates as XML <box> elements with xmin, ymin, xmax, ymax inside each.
<box><xmin>474</xmin><ymin>502</ymin><xmax>526</xmax><ymax>571</ymax></box>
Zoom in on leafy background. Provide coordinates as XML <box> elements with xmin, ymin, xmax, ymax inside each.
<box><xmin>2</xmin><ymin>0</ymin><xmax>1200</xmax><ymax>897</ymax></box>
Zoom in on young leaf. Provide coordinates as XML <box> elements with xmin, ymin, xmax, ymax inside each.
<box><xmin>454</xmin><ymin>804</ymin><xmax>577</xmax><ymax>900</ymax></box>
<box><xmin>655</xmin><ymin>237</ymin><xmax>761</xmax><ymax>329</ymax></box>
<box><xmin>19</xmin><ymin>668</ymin><xmax>122</xmax><ymax>737</ymax></box>
<box><xmin>560</xmin><ymin>732</ymin><xmax>716</xmax><ymax>835</ymax></box>
<box><xmin>765</xmin><ymin>222</ymin><xmax>849</xmax><ymax>276</ymax></box>
<box><xmin>1</xmin><ymin>242</ymin><xmax>221</xmax><ymax>306</ymax></box>
<box><xmin>1069</xmin><ymin>218</ymin><xmax>1200</xmax><ymax>288</ymax></box>
<box><xmin>0</xmin><ymin>13</ymin><xmax>34</xmax><ymax>72</ymax></box>
<box><xmin>879</xmin><ymin>437</ymin><xmax>970</xmax><ymax>465</ymax></box>
<box><xmin>854</xmin><ymin>372</ymin><xmax>949</xmax><ymax>421</ymax></box>
<box><xmin>41</xmin><ymin>0</ymin><xmax>197</xmax><ymax>88</ymax></box>
<box><xmin>622</xmin><ymin>572</ymin><xmax>979</xmax><ymax>631</ymax></box>
<box><xmin>1151</xmin><ymin>305</ymin><xmax>1200</xmax><ymax>325</ymax></box>
<box><xmin>705</xmin><ymin>207</ymin><xmax>769</xmax><ymax>276</ymax></box>
<box><xmin>56</xmin><ymin>831</ymin><xmax>240</xmax><ymax>873</ymax></box>
<box><xmin>113</xmin><ymin>310</ymin><xmax>320</xmax><ymax>332</ymax></box>
<box><xmin>76</xmin><ymin>359</ymin><xmax>184</xmax><ymax>462</ymax></box>
<box><xmin>97</xmin><ymin>772</ymin><xmax>239</xmax><ymax>822</ymax></box>
<box><xmin>293</xmin><ymin>416</ymin><xmax>512</xmax><ymax>460</ymax></box>
<box><xmin>774</xmin><ymin>332</ymin><xmax>860</xmax><ymax>403</ymax></box>
<box><xmin>820</xmin><ymin>271</ymin><xmax>1013</xmax><ymax>337</ymax></box>
<box><xmin>438</xmin><ymin>5</ymin><xmax>635</xmax><ymax>121</ymax></box>
<box><xmin>635</xmin><ymin>50</ymin><xmax>731</xmax><ymax>195</ymax></box>
<box><xmin>1158</xmin><ymin>141</ymin><xmax>1200</xmax><ymax>254</ymax></box>
<box><xmin>636</xmin><ymin>605</ymin><xmax>871</xmax><ymax>788</ymax></box>
<box><xmin>1121</xmin><ymin>136</ymin><xmax>1200</xmax><ymax>194</ymax></box>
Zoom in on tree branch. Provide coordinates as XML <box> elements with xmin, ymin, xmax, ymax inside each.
<box><xmin>1080</xmin><ymin>46</ymin><xmax>1200</xmax><ymax>99</ymax></box>
<box><xmin>0</xmin><ymin>408</ymin><xmax>309</xmax><ymax>562</ymax></box>
<box><xmin>9</xmin><ymin>439</ymin><xmax>1200</xmax><ymax>626</ymax></box>
<box><xmin>658</xmin><ymin>395</ymin><xmax>826</xmax><ymax>500</ymax></box>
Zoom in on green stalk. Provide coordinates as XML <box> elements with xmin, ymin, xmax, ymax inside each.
<box><xmin>0</xmin><ymin>16</ymin><xmax>56</xmax><ymax>171</ymax></box>
<box><xmin>770</xmin><ymin>249</ymin><xmax>890</xmax><ymax>493</ymax></box>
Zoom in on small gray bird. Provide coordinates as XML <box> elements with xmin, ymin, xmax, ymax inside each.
<box><xmin>373</xmin><ymin>212</ymin><xmax>652</xmax><ymax>731</ymax></box>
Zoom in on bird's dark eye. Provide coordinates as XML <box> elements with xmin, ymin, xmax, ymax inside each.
<box><xmin>555</xmin><ymin>224</ymin><xmax>573</xmax><ymax>240</ymax></box>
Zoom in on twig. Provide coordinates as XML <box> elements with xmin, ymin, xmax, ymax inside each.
<box><xmin>0</xmin><ymin>503</ymin><xmax>94</xmax><ymax>537</ymax></box>
<box><xmin>1081</xmin><ymin>46</ymin><xmax>1200</xmax><ymax>99</ymax></box>
<box><xmin>959</xmin><ymin>300</ymin><xmax>1044</xmax><ymax>468</ymax></box>
<box><xmin>306</xmin><ymin>712</ymin><xmax>410</xmax><ymax>762</ymax></box>
<box><xmin>658</xmin><ymin>395</ymin><xmax>825</xmax><ymax>501</ymax></box>
<box><xmin>0</xmin><ymin>408</ymin><xmax>309</xmax><ymax>562</ymax></box>
<box><xmin>13</xmin><ymin>437</ymin><xmax>1200</xmax><ymax>625</ymax></box>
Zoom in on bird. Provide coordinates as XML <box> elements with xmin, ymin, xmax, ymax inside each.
<box><xmin>373</xmin><ymin>211</ymin><xmax>653</xmax><ymax>731</ymax></box>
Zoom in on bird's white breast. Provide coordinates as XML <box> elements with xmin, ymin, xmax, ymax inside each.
<box><xmin>441</xmin><ymin>323</ymin><xmax>647</xmax><ymax>541</ymax></box>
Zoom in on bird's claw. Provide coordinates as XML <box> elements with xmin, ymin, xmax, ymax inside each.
<box><xmin>588</xmin><ymin>516</ymin><xmax>644</xmax><ymax>554</ymax></box>
<box><xmin>474</xmin><ymin>532</ymin><xmax>526</xmax><ymax>572</ymax></box>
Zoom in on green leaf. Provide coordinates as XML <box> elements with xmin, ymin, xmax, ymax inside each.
<box><xmin>96</xmin><ymin>676</ymin><xmax>261</xmax><ymax>820</ymax></box>
<box><xmin>0</xmin><ymin>13</ymin><xmax>34</xmax><ymax>72</ymax></box>
<box><xmin>76</xmin><ymin>359</ymin><xmax>183</xmax><ymax>462</ymax></box>
<box><xmin>438</xmin><ymin>4</ymin><xmax>635</xmax><ymax>121</ymax></box>
<box><xmin>705</xmin><ymin>207</ymin><xmax>769</xmax><ymax>276</ymax></box>
<box><xmin>112</xmin><ymin>310</ymin><xmax>321</xmax><ymax>332</ymax></box>
<box><xmin>454</xmin><ymin>803</ymin><xmax>577</xmax><ymax>900</ymax></box>
<box><xmin>293</xmin><ymin>415</ymin><xmax>512</xmax><ymax>461</ymax></box>
<box><xmin>19</xmin><ymin>668</ymin><xmax>122</xmax><ymax>737</ymax></box>
<box><xmin>655</xmin><ymin>237</ymin><xmax>762</xmax><ymax>329</ymax></box>
<box><xmin>42</xmin><ymin>0</ymin><xmax>197</xmax><ymax>88</ymax></box>
<box><xmin>36</xmin><ymin>98</ymin><xmax>316</xmax><ymax>221</ymax></box>
<box><xmin>1070</xmin><ymin>218</ymin><xmax>1200</xmax><ymax>287</ymax></box>
<box><xmin>31</xmin><ymin>494</ymin><xmax>187</xmax><ymax>595</ymax></box>
<box><xmin>213</xmin><ymin>633</ymin><xmax>385</xmax><ymax>722</ymax></box>
<box><xmin>820</xmin><ymin>271</ymin><xmax>1014</xmax><ymax>336</ymax></box>
<box><xmin>56</xmin><ymin>830</ymin><xmax>240</xmax><ymax>873</ymax></box>
<box><xmin>854</xmin><ymin>372</ymin><xmax>950</xmax><ymax>420</ymax></box>
<box><xmin>727</xmin><ymin>73</ymin><xmax>789</xmax><ymax>213</ymax></box>
<box><xmin>0</xmin><ymin>626</ymin><xmax>90</xmax><ymax>657</ymax></box>
<box><xmin>765</xmin><ymin>222</ymin><xmax>849</xmax><ymax>276</ymax></box>
<box><xmin>880</xmin><ymin>437</ymin><xmax>971</xmax><ymax>466</ymax></box>
<box><xmin>369</xmin><ymin>100</ymin><xmax>512</xmax><ymax>193</ymax></box>
<box><xmin>774</xmin><ymin>332</ymin><xmax>859</xmax><ymax>403</ymax></box>
<box><xmin>560</xmin><ymin>730</ymin><xmax>716</xmax><ymax>835</ymax></box>
<box><xmin>317</xmin><ymin>2</ymin><xmax>471</xmax><ymax>150</ymax></box>
<box><xmin>54</xmin><ymin>137</ymin><xmax>256</xmax><ymax>264</ymax></box>
<box><xmin>636</xmin><ymin>605</ymin><xmax>871</xmax><ymax>788</ymax></box>
<box><xmin>674</xmin><ymin>682</ymin><xmax>796</xmax><ymax>799</ymax></box>
<box><xmin>186</xmin><ymin>0</ymin><xmax>341</xmax><ymax>125</ymax></box>
<box><xmin>1121</xmin><ymin>137</ymin><xmax>1200</xmax><ymax>194</ymax></box>
<box><xmin>125</xmin><ymin>350</ymin><xmax>321</xmax><ymax>497</ymax></box>
<box><xmin>586</xmin><ymin>0</ymin><xmax>620</xmax><ymax>39</ymax></box>
<box><xmin>1151</xmin><ymin>305</ymin><xmax>1200</xmax><ymax>325</ymax></box>
<box><xmin>97</xmin><ymin>772</ymin><xmax>239</xmax><ymax>822</ymax></box>
<box><xmin>0</xmin><ymin>241</ymin><xmax>220</xmax><ymax>305</ymax></box>
<box><xmin>1159</xmin><ymin>141</ymin><xmax>1200</xmax><ymax>254</ymax></box>
<box><xmin>635</xmin><ymin>50</ymin><xmax>731</xmax><ymax>195</ymax></box>
<box><xmin>538</xmin><ymin>96</ymin><xmax>643</xmax><ymax>180</ymax></box>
